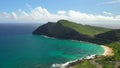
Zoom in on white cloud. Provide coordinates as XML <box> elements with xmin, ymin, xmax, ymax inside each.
<box><xmin>0</xmin><ymin>6</ymin><xmax>120</xmax><ymax>26</ymax></box>
<box><xmin>11</xmin><ymin>12</ymin><xmax>18</xmax><ymax>20</ymax></box>
<box><xmin>98</xmin><ymin>0</ymin><xmax>120</xmax><ymax>5</ymax></box>
<box><xmin>105</xmin><ymin>0</ymin><xmax>120</xmax><ymax>4</ymax></box>
<box><xmin>2</xmin><ymin>12</ymin><xmax>10</xmax><ymax>18</ymax></box>
<box><xmin>103</xmin><ymin>11</ymin><xmax>113</xmax><ymax>15</ymax></box>
<box><xmin>116</xmin><ymin>15</ymin><xmax>120</xmax><ymax>19</ymax></box>
<box><xmin>57</xmin><ymin>10</ymin><xmax>66</xmax><ymax>15</ymax></box>
<box><xmin>18</xmin><ymin>9</ymin><xmax>29</xmax><ymax>17</ymax></box>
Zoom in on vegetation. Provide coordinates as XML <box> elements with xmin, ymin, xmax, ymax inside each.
<box><xmin>73</xmin><ymin>60</ymin><xmax>96</xmax><ymax>68</ymax></box>
<box><xmin>32</xmin><ymin>20</ymin><xmax>112</xmax><ymax>44</ymax></box>
<box><xmin>59</xmin><ymin>20</ymin><xmax>110</xmax><ymax>36</ymax></box>
<box><xmin>89</xmin><ymin>41</ymin><xmax>120</xmax><ymax>68</ymax></box>
<box><xmin>96</xmin><ymin>29</ymin><xmax>120</xmax><ymax>41</ymax></box>
<box><xmin>75</xmin><ymin>41</ymin><xmax>120</xmax><ymax>68</ymax></box>
<box><xmin>32</xmin><ymin>22</ymin><xmax>90</xmax><ymax>40</ymax></box>
<box><xmin>33</xmin><ymin>20</ymin><xmax>111</xmax><ymax>37</ymax></box>
<box><xmin>108</xmin><ymin>41</ymin><xmax>120</xmax><ymax>61</ymax></box>
<box><xmin>73</xmin><ymin>40</ymin><xmax>120</xmax><ymax>68</ymax></box>
<box><xmin>74</xmin><ymin>41</ymin><xmax>120</xmax><ymax>68</ymax></box>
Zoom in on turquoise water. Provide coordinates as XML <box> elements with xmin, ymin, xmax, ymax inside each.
<box><xmin>0</xmin><ymin>34</ymin><xmax>104</xmax><ymax>68</ymax></box>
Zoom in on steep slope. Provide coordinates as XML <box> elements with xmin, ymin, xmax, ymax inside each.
<box><xmin>32</xmin><ymin>20</ymin><xmax>113</xmax><ymax>44</ymax></box>
<box><xmin>59</xmin><ymin>20</ymin><xmax>111</xmax><ymax>36</ymax></box>
<box><xmin>32</xmin><ymin>22</ymin><xmax>92</xmax><ymax>41</ymax></box>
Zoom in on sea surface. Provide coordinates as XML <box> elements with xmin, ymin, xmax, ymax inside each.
<box><xmin>0</xmin><ymin>23</ymin><xmax>104</xmax><ymax>68</ymax></box>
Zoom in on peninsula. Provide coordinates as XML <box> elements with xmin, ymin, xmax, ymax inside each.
<box><xmin>32</xmin><ymin>20</ymin><xmax>111</xmax><ymax>44</ymax></box>
<box><xmin>32</xmin><ymin>20</ymin><xmax>120</xmax><ymax>68</ymax></box>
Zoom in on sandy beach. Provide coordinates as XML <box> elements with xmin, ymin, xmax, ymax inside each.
<box><xmin>67</xmin><ymin>45</ymin><xmax>114</xmax><ymax>68</ymax></box>
<box><xmin>101</xmin><ymin>45</ymin><xmax>114</xmax><ymax>56</ymax></box>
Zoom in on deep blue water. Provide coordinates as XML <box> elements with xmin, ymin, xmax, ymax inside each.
<box><xmin>0</xmin><ymin>24</ymin><xmax>104</xmax><ymax>68</ymax></box>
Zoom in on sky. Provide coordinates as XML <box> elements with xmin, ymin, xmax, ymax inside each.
<box><xmin>0</xmin><ymin>0</ymin><xmax>120</xmax><ymax>28</ymax></box>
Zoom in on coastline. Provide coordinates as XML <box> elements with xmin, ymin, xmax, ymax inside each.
<box><xmin>41</xmin><ymin>35</ymin><xmax>114</xmax><ymax>68</ymax></box>
<box><xmin>52</xmin><ymin>54</ymin><xmax>97</xmax><ymax>68</ymax></box>
<box><xmin>101</xmin><ymin>45</ymin><xmax>114</xmax><ymax>56</ymax></box>
<box><xmin>67</xmin><ymin>45</ymin><xmax>114</xmax><ymax>68</ymax></box>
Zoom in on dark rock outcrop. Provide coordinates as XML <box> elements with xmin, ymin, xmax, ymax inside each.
<box><xmin>95</xmin><ymin>29</ymin><xmax>120</xmax><ymax>42</ymax></box>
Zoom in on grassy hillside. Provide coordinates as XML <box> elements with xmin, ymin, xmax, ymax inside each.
<box><xmin>32</xmin><ymin>22</ymin><xmax>92</xmax><ymax>41</ymax></box>
<box><xmin>73</xmin><ymin>60</ymin><xmax>96</xmax><ymax>68</ymax></box>
<box><xmin>59</xmin><ymin>20</ymin><xmax>111</xmax><ymax>36</ymax></box>
<box><xmin>33</xmin><ymin>20</ymin><xmax>113</xmax><ymax>44</ymax></box>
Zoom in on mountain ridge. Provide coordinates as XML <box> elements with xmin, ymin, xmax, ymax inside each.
<box><xmin>32</xmin><ymin>20</ymin><xmax>118</xmax><ymax>44</ymax></box>
<box><xmin>32</xmin><ymin>21</ymin><xmax>92</xmax><ymax>41</ymax></box>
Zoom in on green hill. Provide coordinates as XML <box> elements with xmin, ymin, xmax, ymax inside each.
<box><xmin>32</xmin><ymin>20</ymin><xmax>120</xmax><ymax>44</ymax></box>
<box><xmin>32</xmin><ymin>21</ymin><xmax>92</xmax><ymax>41</ymax></box>
<box><xmin>59</xmin><ymin>20</ymin><xmax>111</xmax><ymax>36</ymax></box>
<box><xmin>32</xmin><ymin>20</ymin><xmax>112</xmax><ymax>44</ymax></box>
<box><xmin>33</xmin><ymin>20</ymin><xmax>111</xmax><ymax>37</ymax></box>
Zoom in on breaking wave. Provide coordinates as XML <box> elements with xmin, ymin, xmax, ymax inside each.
<box><xmin>51</xmin><ymin>54</ymin><xmax>97</xmax><ymax>68</ymax></box>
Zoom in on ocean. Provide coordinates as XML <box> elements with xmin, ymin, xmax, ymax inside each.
<box><xmin>0</xmin><ymin>23</ymin><xmax>104</xmax><ymax>68</ymax></box>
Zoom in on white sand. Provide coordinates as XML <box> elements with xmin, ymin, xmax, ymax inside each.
<box><xmin>101</xmin><ymin>45</ymin><xmax>114</xmax><ymax>56</ymax></box>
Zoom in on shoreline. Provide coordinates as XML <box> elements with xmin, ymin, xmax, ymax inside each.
<box><xmin>41</xmin><ymin>35</ymin><xmax>114</xmax><ymax>67</ymax></box>
<box><xmin>67</xmin><ymin>45</ymin><xmax>114</xmax><ymax>68</ymax></box>
<box><xmin>52</xmin><ymin>54</ymin><xmax>97</xmax><ymax>68</ymax></box>
<box><xmin>66</xmin><ymin>45</ymin><xmax>114</xmax><ymax>68</ymax></box>
<box><xmin>101</xmin><ymin>45</ymin><xmax>114</xmax><ymax>56</ymax></box>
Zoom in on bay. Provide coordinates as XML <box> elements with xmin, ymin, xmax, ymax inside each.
<box><xmin>0</xmin><ymin>24</ymin><xmax>104</xmax><ymax>68</ymax></box>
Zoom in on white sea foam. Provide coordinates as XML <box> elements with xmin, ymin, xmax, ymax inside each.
<box><xmin>84</xmin><ymin>54</ymin><xmax>96</xmax><ymax>59</ymax></box>
<box><xmin>42</xmin><ymin>35</ymin><xmax>50</xmax><ymax>38</ymax></box>
<box><xmin>42</xmin><ymin>35</ymin><xmax>56</xmax><ymax>39</ymax></box>
<box><xmin>51</xmin><ymin>54</ymin><xmax>97</xmax><ymax>68</ymax></box>
<box><xmin>51</xmin><ymin>60</ymin><xmax>77</xmax><ymax>68</ymax></box>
